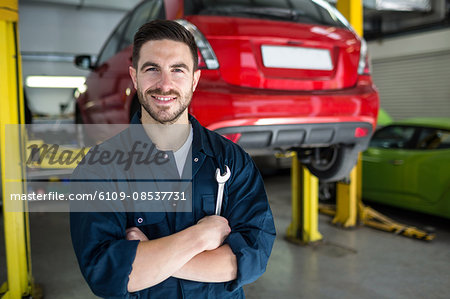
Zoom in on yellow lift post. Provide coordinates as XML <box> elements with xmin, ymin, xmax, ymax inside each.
<box><xmin>331</xmin><ymin>0</ymin><xmax>363</xmax><ymax>229</ymax></box>
<box><xmin>336</xmin><ymin>0</ymin><xmax>364</xmax><ymax>36</ymax></box>
<box><xmin>284</xmin><ymin>152</ymin><xmax>323</xmax><ymax>244</ymax></box>
<box><xmin>283</xmin><ymin>0</ymin><xmax>364</xmax><ymax>244</ymax></box>
<box><xmin>0</xmin><ymin>1</ymin><xmax>40</xmax><ymax>297</ymax></box>
<box><xmin>332</xmin><ymin>156</ymin><xmax>360</xmax><ymax>228</ymax></box>
<box><xmin>283</xmin><ymin>1</ymin><xmax>364</xmax><ymax>244</ymax></box>
<box><xmin>324</xmin><ymin>0</ymin><xmax>435</xmax><ymax>241</ymax></box>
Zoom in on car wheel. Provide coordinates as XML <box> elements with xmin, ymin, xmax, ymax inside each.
<box><xmin>304</xmin><ymin>145</ymin><xmax>357</xmax><ymax>182</ymax></box>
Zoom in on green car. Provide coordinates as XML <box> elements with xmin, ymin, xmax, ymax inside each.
<box><xmin>362</xmin><ymin>118</ymin><xmax>450</xmax><ymax>219</ymax></box>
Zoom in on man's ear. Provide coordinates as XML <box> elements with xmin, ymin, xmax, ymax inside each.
<box><xmin>129</xmin><ymin>66</ymin><xmax>138</xmax><ymax>89</ymax></box>
<box><xmin>192</xmin><ymin>70</ymin><xmax>201</xmax><ymax>92</ymax></box>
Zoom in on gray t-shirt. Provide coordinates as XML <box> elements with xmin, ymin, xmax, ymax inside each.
<box><xmin>173</xmin><ymin>125</ymin><xmax>193</xmax><ymax>177</ymax></box>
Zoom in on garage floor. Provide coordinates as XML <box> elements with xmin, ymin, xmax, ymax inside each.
<box><xmin>1</xmin><ymin>170</ymin><xmax>449</xmax><ymax>299</ymax></box>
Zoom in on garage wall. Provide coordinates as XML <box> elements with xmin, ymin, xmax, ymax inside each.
<box><xmin>368</xmin><ymin>28</ymin><xmax>450</xmax><ymax>120</ymax></box>
<box><xmin>19</xmin><ymin>2</ymin><xmax>135</xmax><ymax>115</ymax></box>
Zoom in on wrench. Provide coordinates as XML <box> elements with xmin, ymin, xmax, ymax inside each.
<box><xmin>215</xmin><ymin>165</ymin><xmax>231</xmax><ymax>215</ymax></box>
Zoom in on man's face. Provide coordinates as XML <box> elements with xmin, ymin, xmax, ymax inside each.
<box><xmin>129</xmin><ymin>39</ymin><xmax>201</xmax><ymax>124</ymax></box>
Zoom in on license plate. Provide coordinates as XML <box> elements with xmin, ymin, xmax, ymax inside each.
<box><xmin>261</xmin><ymin>45</ymin><xmax>333</xmax><ymax>70</ymax></box>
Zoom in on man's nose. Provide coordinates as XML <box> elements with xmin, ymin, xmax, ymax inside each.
<box><xmin>156</xmin><ymin>71</ymin><xmax>172</xmax><ymax>92</ymax></box>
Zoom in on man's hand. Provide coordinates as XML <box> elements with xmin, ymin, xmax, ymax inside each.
<box><xmin>126</xmin><ymin>227</ymin><xmax>149</xmax><ymax>241</ymax></box>
<box><xmin>196</xmin><ymin>215</ymin><xmax>231</xmax><ymax>251</ymax></box>
<box><xmin>127</xmin><ymin>215</ymin><xmax>232</xmax><ymax>291</ymax></box>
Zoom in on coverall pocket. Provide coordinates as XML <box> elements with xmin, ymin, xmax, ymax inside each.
<box><xmin>201</xmin><ymin>194</ymin><xmax>216</xmax><ymax>215</ymax></box>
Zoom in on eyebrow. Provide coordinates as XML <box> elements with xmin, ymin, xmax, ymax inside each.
<box><xmin>171</xmin><ymin>63</ymin><xmax>190</xmax><ymax>71</ymax></box>
<box><xmin>140</xmin><ymin>61</ymin><xmax>191</xmax><ymax>72</ymax></box>
<box><xmin>140</xmin><ymin>61</ymin><xmax>159</xmax><ymax>72</ymax></box>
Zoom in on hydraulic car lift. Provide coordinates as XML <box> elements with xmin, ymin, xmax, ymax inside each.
<box><xmin>284</xmin><ymin>0</ymin><xmax>435</xmax><ymax>244</ymax></box>
<box><xmin>284</xmin><ymin>152</ymin><xmax>435</xmax><ymax>244</ymax></box>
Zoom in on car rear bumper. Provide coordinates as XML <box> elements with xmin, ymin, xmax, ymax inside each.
<box><xmin>192</xmin><ymin>75</ymin><xmax>379</xmax><ymax>131</ymax></box>
<box><xmin>192</xmin><ymin>75</ymin><xmax>378</xmax><ymax>155</ymax></box>
<box><xmin>213</xmin><ymin>120</ymin><xmax>373</xmax><ymax>155</ymax></box>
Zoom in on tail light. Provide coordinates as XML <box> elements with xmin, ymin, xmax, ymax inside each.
<box><xmin>357</xmin><ymin>38</ymin><xmax>371</xmax><ymax>75</ymax></box>
<box><xmin>175</xmin><ymin>19</ymin><xmax>219</xmax><ymax>70</ymax></box>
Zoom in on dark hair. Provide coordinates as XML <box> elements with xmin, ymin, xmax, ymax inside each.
<box><xmin>132</xmin><ymin>19</ymin><xmax>198</xmax><ymax>71</ymax></box>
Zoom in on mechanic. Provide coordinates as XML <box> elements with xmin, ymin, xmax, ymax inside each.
<box><xmin>70</xmin><ymin>19</ymin><xmax>276</xmax><ymax>298</ymax></box>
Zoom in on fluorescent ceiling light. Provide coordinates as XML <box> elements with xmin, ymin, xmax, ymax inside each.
<box><xmin>26</xmin><ymin>76</ymin><xmax>86</xmax><ymax>89</ymax></box>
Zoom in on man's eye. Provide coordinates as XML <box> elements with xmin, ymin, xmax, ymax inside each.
<box><xmin>173</xmin><ymin>68</ymin><xmax>183</xmax><ymax>73</ymax></box>
<box><xmin>145</xmin><ymin>67</ymin><xmax>157</xmax><ymax>72</ymax></box>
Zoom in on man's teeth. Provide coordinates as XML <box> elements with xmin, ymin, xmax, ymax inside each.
<box><xmin>155</xmin><ymin>96</ymin><xmax>174</xmax><ymax>101</ymax></box>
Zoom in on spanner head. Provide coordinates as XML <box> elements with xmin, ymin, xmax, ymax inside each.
<box><xmin>215</xmin><ymin>165</ymin><xmax>231</xmax><ymax>183</ymax></box>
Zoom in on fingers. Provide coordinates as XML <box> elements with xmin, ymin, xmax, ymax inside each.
<box><xmin>126</xmin><ymin>227</ymin><xmax>149</xmax><ymax>241</ymax></box>
<box><xmin>196</xmin><ymin>216</ymin><xmax>231</xmax><ymax>251</ymax></box>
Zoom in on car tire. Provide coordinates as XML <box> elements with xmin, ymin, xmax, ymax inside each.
<box><xmin>304</xmin><ymin>145</ymin><xmax>357</xmax><ymax>182</ymax></box>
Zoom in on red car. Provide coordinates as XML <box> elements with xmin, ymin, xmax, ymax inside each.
<box><xmin>74</xmin><ymin>0</ymin><xmax>379</xmax><ymax>181</ymax></box>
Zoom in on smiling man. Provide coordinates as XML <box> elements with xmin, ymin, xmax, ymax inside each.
<box><xmin>70</xmin><ymin>20</ymin><xmax>276</xmax><ymax>298</ymax></box>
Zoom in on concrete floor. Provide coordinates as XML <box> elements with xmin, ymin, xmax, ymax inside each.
<box><xmin>1</xmin><ymin>170</ymin><xmax>450</xmax><ymax>298</ymax></box>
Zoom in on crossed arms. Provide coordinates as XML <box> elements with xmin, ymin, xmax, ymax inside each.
<box><xmin>126</xmin><ymin>215</ymin><xmax>237</xmax><ymax>292</ymax></box>
<box><xmin>70</xmin><ymin>151</ymin><xmax>275</xmax><ymax>297</ymax></box>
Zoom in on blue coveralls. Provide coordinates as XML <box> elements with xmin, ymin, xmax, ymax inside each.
<box><xmin>70</xmin><ymin>113</ymin><xmax>276</xmax><ymax>298</ymax></box>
